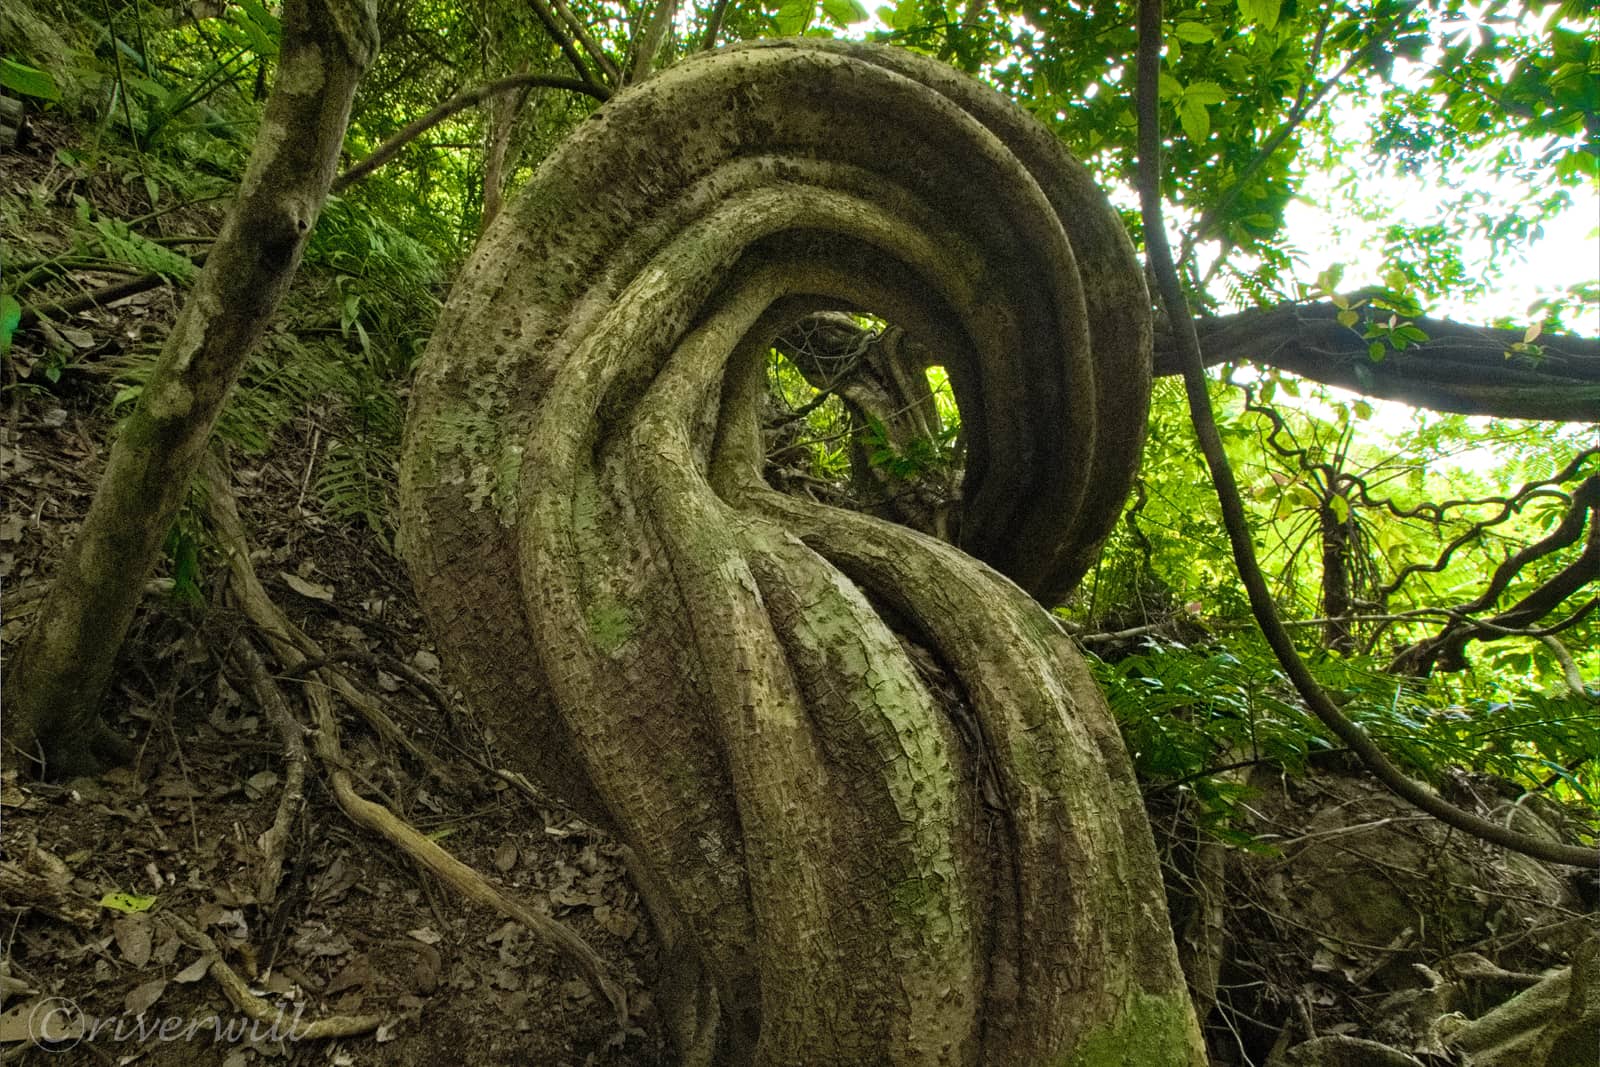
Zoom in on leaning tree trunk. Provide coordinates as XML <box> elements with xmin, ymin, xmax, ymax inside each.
<box><xmin>4</xmin><ymin>0</ymin><xmax>378</xmax><ymax>777</ymax></box>
<box><xmin>400</xmin><ymin>40</ymin><xmax>1204</xmax><ymax>1065</ymax></box>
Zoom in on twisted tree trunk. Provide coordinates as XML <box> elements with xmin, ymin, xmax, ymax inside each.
<box><xmin>400</xmin><ymin>40</ymin><xmax>1203</xmax><ymax>1065</ymax></box>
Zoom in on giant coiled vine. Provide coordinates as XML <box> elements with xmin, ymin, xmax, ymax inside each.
<box><xmin>399</xmin><ymin>39</ymin><xmax>1206</xmax><ymax>1066</ymax></box>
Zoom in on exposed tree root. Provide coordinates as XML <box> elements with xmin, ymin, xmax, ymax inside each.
<box><xmin>165</xmin><ymin>913</ymin><xmax>384</xmax><ymax>1040</ymax></box>
<box><xmin>227</xmin><ymin>635</ymin><xmax>308</xmax><ymax>905</ymax></box>
<box><xmin>199</xmin><ymin>451</ymin><xmax>629</xmax><ymax>1026</ymax></box>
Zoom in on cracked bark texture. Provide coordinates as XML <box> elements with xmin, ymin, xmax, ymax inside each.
<box><xmin>400</xmin><ymin>40</ymin><xmax>1203</xmax><ymax>1066</ymax></box>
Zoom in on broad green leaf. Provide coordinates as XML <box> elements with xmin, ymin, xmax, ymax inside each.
<box><xmin>774</xmin><ymin>0</ymin><xmax>812</xmax><ymax>35</ymax></box>
<box><xmin>1174</xmin><ymin>22</ymin><xmax>1214</xmax><ymax>43</ymax></box>
<box><xmin>1328</xmin><ymin>493</ymin><xmax>1349</xmax><ymax>523</ymax></box>
<box><xmin>822</xmin><ymin>0</ymin><xmax>869</xmax><ymax>25</ymax></box>
<box><xmin>1184</xmin><ymin>81</ymin><xmax>1227</xmax><ymax>106</ymax></box>
<box><xmin>1179</xmin><ymin>97</ymin><xmax>1209</xmax><ymax>141</ymax></box>
<box><xmin>0</xmin><ymin>57</ymin><xmax>60</xmax><ymax>101</ymax></box>
<box><xmin>1336</xmin><ymin>308</ymin><xmax>1359</xmax><ymax>328</ymax></box>
<box><xmin>1158</xmin><ymin>72</ymin><xmax>1183</xmax><ymax>100</ymax></box>
<box><xmin>1237</xmin><ymin>0</ymin><xmax>1281</xmax><ymax>30</ymax></box>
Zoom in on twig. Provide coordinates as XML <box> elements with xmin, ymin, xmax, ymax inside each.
<box><xmin>1135</xmin><ymin>0</ymin><xmax>1598</xmax><ymax>869</ymax></box>
<box><xmin>17</xmin><ymin>262</ymin><xmax>200</xmax><ymax>329</ymax></box>
<box><xmin>280</xmin><ymin>646</ymin><xmax>456</xmax><ymax>720</ymax></box>
<box><xmin>332</xmin><ymin>72</ymin><xmax>606</xmax><ymax>193</ymax></box>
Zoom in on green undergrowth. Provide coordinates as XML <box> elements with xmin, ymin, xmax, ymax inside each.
<box><xmin>1091</xmin><ymin>632</ymin><xmax>1600</xmax><ymax>846</ymax></box>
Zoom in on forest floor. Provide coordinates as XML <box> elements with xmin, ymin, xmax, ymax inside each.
<box><xmin>2</xmin><ymin>379</ymin><xmax>667</xmax><ymax>1067</ymax></box>
<box><xmin>1</xmin><ymin>119</ymin><xmax>664</xmax><ymax>1067</ymax></box>
<box><xmin>2</xmin><ymin>113</ymin><xmax>1595</xmax><ymax>1067</ymax></box>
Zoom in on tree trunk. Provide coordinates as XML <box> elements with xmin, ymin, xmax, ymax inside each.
<box><xmin>401</xmin><ymin>40</ymin><xmax>1203</xmax><ymax>1064</ymax></box>
<box><xmin>4</xmin><ymin>0</ymin><xmax>378</xmax><ymax>777</ymax></box>
<box><xmin>1319</xmin><ymin>490</ymin><xmax>1355</xmax><ymax>654</ymax></box>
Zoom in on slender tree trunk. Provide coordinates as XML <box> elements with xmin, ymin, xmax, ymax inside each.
<box><xmin>4</xmin><ymin>0</ymin><xmax>378</xmax><ymax>777</ymax></box>
<box><xmin>1320</xmin><ymin>490</ymin><xmax>1355</xmax><ymax>654</ymax></box>
<box><xmin>401</xmin><ymin>40</ymin><xmax>1203</xmax><ymax>1064</ymax></box>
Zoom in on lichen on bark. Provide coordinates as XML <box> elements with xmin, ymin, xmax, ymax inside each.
<box><xmin>401</xmin><ymin>39</ymin><xmax>1203</xmax><ymax>1065</ymax></box>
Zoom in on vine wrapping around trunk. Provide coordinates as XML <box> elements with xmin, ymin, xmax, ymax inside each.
<box><xmin>401</xmin><ymin>40</ymin><xmax>1204</xmax><ymax>1064</ymax></box>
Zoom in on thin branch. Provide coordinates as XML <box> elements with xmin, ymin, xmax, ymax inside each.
<box><xmin>333</xmin><ymin>72</ymin><xmax>605</xmax><ymax>193</ymax></box>
<box><xmin>1541</xmin><ymin>635</ymin><xmax>1588</xmax><ymax>694</ymax></box>
<box><xmin>627</xmin><ymin>0</ymin><xmax>681</xmax><ymax>84</ymax></box>
<box><xmin>17</xmin><ymin>264</ymin><xmax>200</xmax><ymax>329</ymax></box>
<box><xmin>1135</xmin><ymin>0</ymin><xmax>1597</xmax><ymax>869</ymax></box>
<box><xmin>701</xmin><ymin>0</ymin><xmax>732</xmax><ymax>50</ymax></box>
<box><xmin>552</xmin><ymin>0</ymin><xmax>623</xmax><ymax>83</ymax></box>
<box><xmin>526</xmin><ymin>0</ymin><xmax>611</xmax><ymax>95</ymax></box>
<box><xmin>167</xmin><ymin>914</ymin><xmax>382</xmax><ymax>1039</ymax></box>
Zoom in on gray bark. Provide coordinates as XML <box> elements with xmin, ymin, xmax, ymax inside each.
<box><xmin>401</xmin><ymin>40</ymin><xmax>1202</xmax><ymax>1064</ymax></box>
<box><xmin>5</xmin><ymin>0</ymin><xmax>378</xmax><ymax>776</ymax></box>
<box><xmin>1157</xmin><ymin>301</ymin><xmax>1600</xmax><ymax>422</ymax></box>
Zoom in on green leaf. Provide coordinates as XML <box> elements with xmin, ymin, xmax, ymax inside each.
<box><xmin>1184</xmin><ymin>81</ymin><xmax>1227</xmax><ymax>106</ymax></box>
<box><xmin>1353</xmin><ymin>400</ymin><xmax>1373</xmax><ymax>420</ymax></box>
<box><xmin>0</xmin><ymin>293</ymin><xmax>20</xmax><ymax>358</ymax></box>
<box><xmin>1178</xmin><ymin>97</ymin><xmax>1210</xmax><ymax>141</ymax></box>
<box><xmin>1328</xmin><ymin>493</ymin><xmax>1349</xmax><ymax>523</ymax></box>
<box><xmin>1367</xmin><ymin>342</ymin><xmax>1385</xmax><ymax>362</ymax></box>
<box><xmin>1237</xmin><ymin>0</ymin><xmax>1281</xmax><ymax>30</ymax></box>
<box><xmin>883</xmin><ymin>0</ymin><xmax>921</xmax><ymax>30</ymax></box>
<box><xmin>822</xmin><ymin>0</ymin><xmax>869</xmax><ymax>25</ymax></box>
<box><xmin>1336</xmin><ymin>308</ymin><xmax>1359</xmax><ymax>328</ymax></box>
<box><xmin>1174</xmin><ymin>22</ymin><xmax>1214</xmax><ymax>43</ymax></box>
<box><xmin>111</xmin><ymin>384</ymin><xmax>144</xmax><ymax>411</ymax></box>
<box><xmin>100</xmin><ymin>892</ymin><xmax>158</xmax><ymax>913</ymax></box>
<box><xmin>774</xmin><ymin>0</ymin><xmax>812</xmax><ymax>34</ymax></box>
<box><xmin>1158</xmin><ymin>72</ymin><xmax>1184</xmax><ymax>100</ymax></box>
<box><xmin>0</xmin><ymin>56</ymin><xmax>60</xmax><ymax>101</ymax></box>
